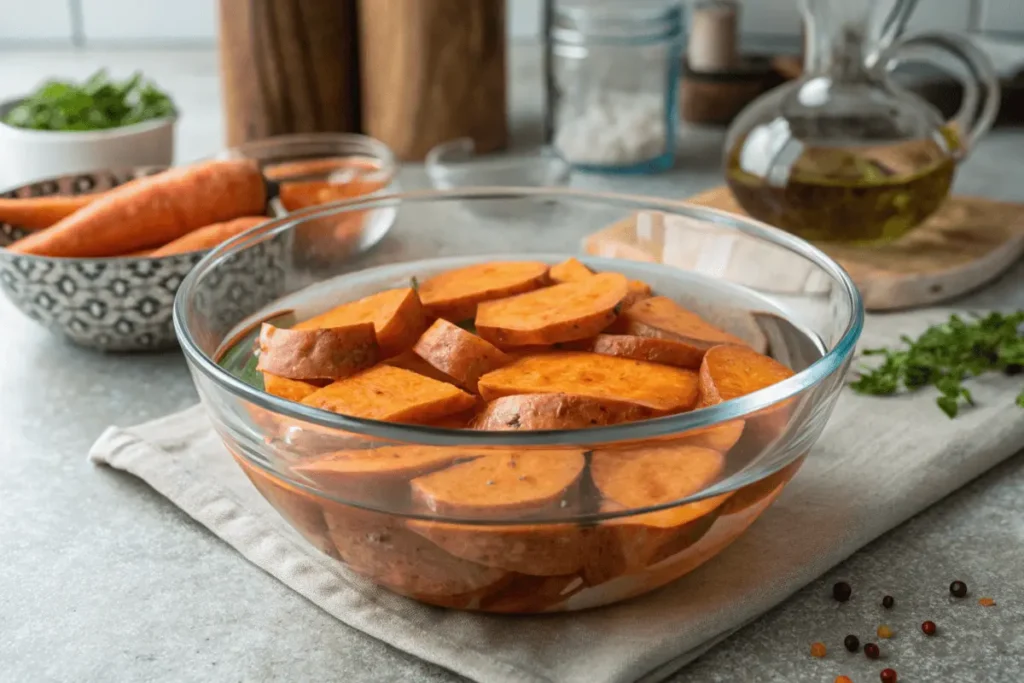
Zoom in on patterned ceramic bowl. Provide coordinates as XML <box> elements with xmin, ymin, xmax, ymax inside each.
<box><xmin>0</xmin><ymin>167</ymin><xmax>284</xmax><ymax>352</ymax></box>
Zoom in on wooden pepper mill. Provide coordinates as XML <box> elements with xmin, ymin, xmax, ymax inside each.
<box><xmin>217</xmin><ymin>0</ymin><xmax>361</xmax><ymax>147</ymax></box>
<box><xmin>357</xmin><ymin>0</ymin><xmax>508</xmax><ymax>161</ymax></box>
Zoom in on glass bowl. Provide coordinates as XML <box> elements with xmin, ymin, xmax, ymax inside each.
<box><xmin>173</xmin><ymin>188</ymin><xmax>863</xmax><ymax>612</ymax></box>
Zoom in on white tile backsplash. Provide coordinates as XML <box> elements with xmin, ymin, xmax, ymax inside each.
<box><xmin>0</xmin><ymin>0</ymin><xmax>73</xmax><ymax>41</ymax></box>
<box><xmin>80</xmin><ymin>0</ymin><xmax>216</xmax><ymax>42</ymax></box>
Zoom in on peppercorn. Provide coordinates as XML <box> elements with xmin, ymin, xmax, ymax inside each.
<box><xmin>921</xmin><ymin>620</ymin><xmax>937</xmax><ymax>636</ymax></box>
<box><xmin>810</xmin><ymin>642</ymin><xmax>827</xmax><ymax>658</ymax></box>
<box><xmin>864</xmin><ymin>643</ymin><xmax>881</xmax><ymax>660</ymax></box>
<box><xmin>881</xmin><ymin>595</ymin><xmax>895</xmax><ymax>609</ymax></box>
<box><xmin>835</xmin><ymin>677</ymin><xmax>853</xmax><ymax>683</ymax></box>
<box><xmin>844</xmin><ymin>634</ymin><xmax>860</xmax><ymax>652</ymax></box>
<box><xmin>979</xmin><ymin>597</ymin><xmax>996</xmax><ymax>607</ymax></box>
<box><xmin>833</xmin><ymin>581</ymin><xmax>852</xmax><ymax>602</ymax></box>
<box><xmin>880</xmin><ymin>668</ymin><xmax>898</xmax><ymax>683</ymax></box>
<box><xmin>877</xmin><ymin>625</ymin><xmax>893</xmax><ymax>639</ymax></box>
<box><xmin>1004</xmin><ymin>363</ymin><xmax>1023</xmax><ymax>376</ymax></box>
<box><xmin>950</xmin><ymin>580</ymin><xmax>968</xmax><ymax>598</ymax></box>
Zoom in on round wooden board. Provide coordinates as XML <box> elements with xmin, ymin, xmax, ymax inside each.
<box><xmin>586</xmin><ymin>186</ymin><xmax>1024</xmax><ymax>312</ymax></box>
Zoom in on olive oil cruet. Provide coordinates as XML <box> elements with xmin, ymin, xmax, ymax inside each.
<box><xmin>724</xmin><ymin>0</ymin><xmax>1000</xmax><ymax>244</ymax></box>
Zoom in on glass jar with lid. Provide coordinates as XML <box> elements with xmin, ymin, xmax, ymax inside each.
<box><xmin>546</xmin><ymin>0</ymin><xmax>684</xmax><ymax>173</ymax></box>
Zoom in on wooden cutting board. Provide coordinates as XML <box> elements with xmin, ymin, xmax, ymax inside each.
<box><xmin>584</xmin><ymin>186</ymin><xmax>1024</xmax><ymax>311</ymax></box>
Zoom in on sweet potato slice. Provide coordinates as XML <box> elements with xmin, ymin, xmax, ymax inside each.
<box><xmin>382</xmin><ymin>350</ymin><xmax>459</xmax><ymax>386</ymax></box>
<box><xmin>698</xmin><ymin>344</ymin><xmax>795</xmax><ymax>406</ymax></box>
<box><xmin>418</xmin><ymin>261</ymin><xmax>550</xmax><ymax>321</ymax></box>
<box><xmin>617</xmin><ymin>296</ymin><xmax>750</xmax><ymax>349</ymax></box>
<box><xmin>679</xmin><ymin>420</ymin><xmax>746</xmax><ymax>453</ymax></box>
<box><xmin>477</xmin><ymin>352</ymin><xmax>699</xmax><ymax>413</ymax></box>
<box><xmin>585</xmin><ymin>333</ymin><xmax>705</xmax><ymax>369</ymax></box>
<box><xmin>475</xmin><ymin>272</ymin><xmax>628</xmax><ymax>347</ymax></box>
<box><xmin>411</xmin><ymin>449</ymin><xmax>586</xmax><ymax>518</ymax></box>
<box><xmin>549</xmin><ymin>257</ymin><xmax>593</xmax><ymax>284</ymax></box>
<box><xmin>471</xmin><ymin>393</ymin><xmax>658</xmax><ymax>431</ymax></box>
<box><xmin>620</xmin><ymin>279</ymin><xmax>653</xmax><ymax>311</ymax></box>
<box><xmin>294</xmin><ymin>287</ymin><xmax>427</xmax><ymax>358</ymax></box>
<box><xmin>256</xmin><ymin>323</ymin><xmax>379</xmax><ymax>381</ymax></box>
<box><xmin>412</xmin><ymin>318</ymin><xmax>511</xmax><ymax>392</ymax></box>
<box><xmin>262</xmin><ymin>373</ymin><xmax>320</xmax><ymax>402</ymax></box>
<box><xmin>478</xmin><ymin>573</ymin><xmax>586</xmax><ymax>613</ymax></box>
<box><xmin>301</xmin><ymin>365</ymin><xmax>476</xmax><ymax>424</ymax></box>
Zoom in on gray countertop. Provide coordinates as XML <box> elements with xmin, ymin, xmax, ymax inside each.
<box><xmin>1</xmin><ymin>47</ymin><xmax>1023</xmax><ymax>683</ymax></box>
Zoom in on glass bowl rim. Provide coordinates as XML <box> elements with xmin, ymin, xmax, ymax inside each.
<box><xmin>173</xmin><ymin>186</ymin><xmax>864</xmax><ymax>451</ymax></box>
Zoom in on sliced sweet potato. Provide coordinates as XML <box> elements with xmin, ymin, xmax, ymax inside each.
<box><xmin>478</xmin><ymin>573</ymin><xmax>586</xmax><ymax>613</ymax></box>
<box><xmin>412</xmin><ymin>318</ymin><xmax>511</xmax><ymax>392</ymax></box>
<box><xmin>477</xmin><ymin>351</ymin><xmax>699</xmax><ymax>413</ymax></box>
<box><xmin>617</xmin><ymin>296</ymin><xmax>750</xmax><ymax>349</ymax></box>
<box><xmin>382</xmin><ymin>349</ymin><xmax>460</xmax><ymax>386</ymax></box>
<box><xmin>418</xmin><ymin>261</ymin><xmax>550</xmax><ymax>321</ymax></box>
<box><xmin>256</xmin><ymin>323</ymin><xmax>379</xmax><ymax>381</ymax></box>
<box><xmin>301</xmin><ymin>365</ymin><xmax>477</xmax><ymax>424</ymax></box>
<box><xmin>475</xmin><ymin>272</ymin><xmax>628</xmax><ymax>347</ymax></box>
<box><xmin>322</xmin><ymin>505</ymin><xmax>508</xmax><ymax>601</ymax></box>
<box><xmin>698</xmin><ymin>343</ymin><xmax>795</xmax><ymax>406</ymax></box>
<box><xmin>679</xmin><ymin>420</ymin><xmax>746</xmax><ymax>453</ymax></box>
<box><xmin>584</xmin><ymin>333</ymin><xmax>705</xmax><ymax>369</ymax></box>
<box><xmin>410</xmin><ymin>449</ymin><xmax>586</xmax><ymax>518</ymax></box>
<box><xmin>471</xmin><ymin>393</ymin><xmax>657</xmax><ymax>431</ymax></box>
<box><xmin>294</xmin><ymin>287</ymin><xmax>427</xmax><ymax>358</ymax></box>
<box><xmin>549</xmin><ymin>257</ymin><xmax>593</xmax><ymax>284</ymax></box>
<box><xmin>262</xmin><ymin>373</ymin><xmax>320</xmax><ymax>402</ymax></box>
<box><xmin>621</xmin><ymin>279</ymin><xmax>653</xmax><ymax>310</ymax></box>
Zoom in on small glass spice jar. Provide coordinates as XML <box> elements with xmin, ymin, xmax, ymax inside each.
<box><xmin>545</xmin><ymin>0</ymin><xmax>684</xmax><ymax>173</ymax></box>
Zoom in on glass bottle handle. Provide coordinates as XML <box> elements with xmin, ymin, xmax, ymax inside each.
<box><xmin>882</xmin><ymin>32</ymin><xmax>1000</xmax><ymax>157</ymax></box>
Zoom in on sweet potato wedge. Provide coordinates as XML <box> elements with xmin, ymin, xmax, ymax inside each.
<box><xmin>475</xmin><ymin>272</ymin><xmax>628</xmax><ymax>347</ymax></box>
<box><xmin>621</xmin><ymin>279</ymin><xmax>653</xmax><ymax>310</ymax></box>
<box><xmin>617</xmin><ymin>296</ymin><xmax>750</xmax><ymax>349</ymax></box>
<box><xmin>477</xmin><ymin>351</ymin><xmax>699</xmax><ymax>413</ymax></box>
<box><xmin>471</xmin><ymin>393</ymin><xmax>658</xmax><ymax>431</ymax></box>
<box><xmin>262</xmin><ymin>373</ymin><xmax>320</xmax><ymax>402</ymax></box>
<box><xmin>698</xmin><ymin>344</ymin><xmax>795</xmax><ymax>406</ymax></box>
<box><xmin>382</xmin><ymin>350</ymin><xmax>460</xmax><ymax>386</ymax></box>
<box><xmin>411</xmin><ymin>449</ymin><xmax>586</xmax><ymax>518</ymax></box>
<box><xmin>418</xmin><ymin>261</ymin><xmax>550</xmax><ymax>321</ymax></box>
<box><xmin>256</xmin><ymin>323</ymin><xmax>379</xmax><ymax>381</ymax></box>
<box><xmin>549</xmin><ymin>257</ymin><xmax>593</xmax><ymax>284</ymax></box>
<box><xmin>295</xmin><ymin>287</ymin><xmax>427</xmax><ymax>358</ymax></box>
<box><xmin>301</xmin><ymin>365</ymin><xmax>477</xmax><ymax>424</ymax></box>
<box><xmin>412</xmin><ymin>318</ymin><xmax>511</xmax><ymax>392</ymax></box>
<box><xmin>584</xmin><ymin>333</ymin><xmax>705</xmax><ymax>369</ymax></box>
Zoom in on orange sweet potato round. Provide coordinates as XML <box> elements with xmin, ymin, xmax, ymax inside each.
<box><xmin>294</xmin><ymin>287</ymin><xmax>427</xmax><ymax>358</ymax></box>
<box><xmin>549</xmin><ymin>257</ymin><xmax>593</xmax><ymax>284</ymax></box>
<box><xmin>621</xmin><ymin>279</ymin><xmax>653</xmax><ymax>310</ymax></box>
<box><xmin>471</xmin><ymin>393</ymin><xmax>658</xmax><ymax>431</ymax></box>
<box><xmin>584</xmin><ymin>333</ymin><xmax>706</xmax><ymax>369</ymax></box>
<box><xmin>418</xmin><ymin>261</ymin><xmax>550</xmax><ymax>322</ymax></box>
<box><xmin>262</xmin><ymin>373</ymin><xmax>320</xmax><ymax>402</ymax></box>
<box><xmin>412</xmin><ymin>318</ymin><xmax>511</xmax><ymax>392</ymax></box>
<box><xmin>256</xmin><ymin>323</ymin><xmax>379</xmax><ymax>381</ymax></box>
<box><xmin>617</xmin><ymin>296</ymin><xmax>750</xmax><ymax>349</ymax></box>
<box><xmin>475</xmin><ymin>272</ymin><xmax>628</xmax><ymax>347</ymax></box>
<box><xmin>698</xmin><ymin>344</ymin><xmax>795</xmax><ymax>406</ymax></box>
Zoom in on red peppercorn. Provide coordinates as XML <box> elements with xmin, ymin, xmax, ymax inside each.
<box><xmin>922</xmin><ymin>620</ymin><xmax>937</xmax><ymax>636</ymax></box>
<box><xmin>950</xmin><ymin>580</ymin><xmax>968</xmax><ymax>598</ymax></box>
<box><xmin>880</xmin><ymin>668</ymin><xmax>898</xmax><ymax>682</ymax></box>
<box><xmin>864</xmin><ymin>642</ymin><xmax>881</xmax><ymax>660</ymax></box>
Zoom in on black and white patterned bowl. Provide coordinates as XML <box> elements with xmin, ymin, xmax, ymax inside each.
<box><xmin>0</xmin><ymin>167</ymin><xmax>282</xmax><ymax>352</ymax></box>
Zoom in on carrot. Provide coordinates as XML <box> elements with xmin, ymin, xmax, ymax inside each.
<box><xmin>549</xmin><ymin>257</ymin><xmax>593</xmax><ymax>283</ymax></box>
<box><xmin>302</xmin><ymin>364</ymin><xmax>477</xmax><ymax>424</ymax></box>
<box><xmin>7</xmin><ymin>159</ymin><xmax>266</xmax><ymax>257</ymax></box>
<box><xmin>148</xmin><ymin>216</ymin><xmax>267</xmax><ymax>256</ymax></box>
<box><xmin>262</xmin><ymin>373</ymin><xmax>320</xmax><ymax>402</ymax></box>
<box><xmin>477</xmin><ymin>351</ymin><xmax>700</xmax><ymax>413</ymax></box>
<box><xmin>295</xmin><ymin>287</ymin><xmax>427</xmax><ymax>358</ymax></box>
<box><xmin>411</xmin><ymin>449</ymin><xmax>585</xmax><ymax>518</ymax></box>
<box><xmin>0</xmin><ymin>192</ymin><xmax>113</xmax><ymax>231</ymax></box>
<box><xmin>256</xmin><ymin>322</ymin><xmax>378</xmax><ymax>381</ymax></box>
<box><xmin>471</xmin><ymin>393</ymin><xmax>658</xmax><ymax>431</ymax></box>
<box><xmin>294</xmin><ymin>445</ymin><xmax>470</xmax><ymax>499</ymax></box>
<box><xmin>264</xmin><ymin>156</ymin><xmax>383</xmax><ymax>181</ymax></box>
<box><xmin>614</xmin><ymin>296</ymin><xmax>750</xmax><ymax>349</ymax></box>
<box><xmin>698</xmin><ymin>344</ymin><xmax>795</xmax><ymax>407</ymax></box>
<box><xmin>418</xmin><ymin>261</ymin><xmax>550</xmax><ymax>321</ymax></box>
<box><xmin>475</xmin><ymin>272</ymin><xmax>628</xmax><ymax>347</ymax></box>
<box><xmin>412</xmin><ymin>318</ymin><xmax>511</xmax><ymax>392</ymax></box>
<box><xmin>583</xmin><ymin>333</ymin><xmax>706</xmax><ymax>369</ymax></box>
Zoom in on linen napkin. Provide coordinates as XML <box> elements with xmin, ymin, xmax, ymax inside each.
<box><xmin>89</xmin><ymin>276</ymin><xmax>1024</xmax><ymax>683</ymax></box>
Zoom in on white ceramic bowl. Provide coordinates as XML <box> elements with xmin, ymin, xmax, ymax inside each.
<box><xmin>0</xmin><ymin>98</ymin><xmax>176</xmax><ymax>188</ymax></box>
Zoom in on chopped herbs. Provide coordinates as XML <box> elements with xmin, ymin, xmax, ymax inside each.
<box><xmin>849</xmin><ymin>311</ymin><xmax>1024</xmax><ymax>418</ymax></box>
<box><xmin>4</xmin><ymin>69</ymin><xmax>175</xmax><ymax>132</ymax></box>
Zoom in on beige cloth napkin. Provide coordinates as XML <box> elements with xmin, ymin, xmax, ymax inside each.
<box><xmin>89</xmin><ymin>295</ymin><xmax>1024</xmax><ymax>683</ymax></box>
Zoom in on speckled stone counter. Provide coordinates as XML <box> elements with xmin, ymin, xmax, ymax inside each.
<box><xmin>1</xmin><ymin>47</ymin><xmax>1022</xmax><ymax>683</ymax></box>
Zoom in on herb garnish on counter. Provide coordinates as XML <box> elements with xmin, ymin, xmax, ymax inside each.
<box><xmin>850</xmin><ymin>312</ymin><xmax>1024</xmax><ymax>418</ymax></box>
<box><xmin>3</xmin><ymin>70</ymin><xmax>175</xmax><ymax>132</ymax></box>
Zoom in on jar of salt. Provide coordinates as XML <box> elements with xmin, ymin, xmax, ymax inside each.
<box><xmin>546</xmin><ymin>0</ymin><xmax>683</xmax><ymax>173</ymax></box>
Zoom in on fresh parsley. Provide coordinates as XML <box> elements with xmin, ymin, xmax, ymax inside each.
<box><xmin>849</xmin><ymin>311</ymin><xmax>1024</xmax><ymax>418</ymax></box>
<box><xmin>3</xmin><ymin>69</ymin><xmax>175</xmax><ymax>132</ymax></box>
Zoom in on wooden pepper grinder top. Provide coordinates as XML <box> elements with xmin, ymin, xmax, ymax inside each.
<box><xmin>218</xmin><ymin>0</ymin><xmax>361</xmax><ymax>147</ymax></box>
<box><xmin>357</xmin><ymin>0</ymin><xmax>508</xmax><ymax>161</ymax></box>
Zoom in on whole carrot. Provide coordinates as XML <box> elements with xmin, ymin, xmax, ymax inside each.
<box><xmin>0</xmin><ymin>192</ymin><xmax>114</xmax><ymax>231</ymax></box>
<box><xmin>7</xmin><ymin>159</ymin><xmax>267</xmax><ymax>257</ymax></box>
<box><xmin>148</xmin><ymin>216</ymin><xmax>268</xmax><ymax>256</ymax></box>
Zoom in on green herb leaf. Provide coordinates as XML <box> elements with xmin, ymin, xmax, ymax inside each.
<box><xmin>849</xmin><ymin>311</ymin><xmax>1024</xmax><ymax>418</ymax></box>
